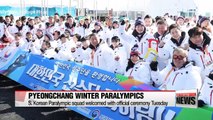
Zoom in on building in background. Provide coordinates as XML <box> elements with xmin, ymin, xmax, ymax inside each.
<box><xmin>0</xmin><ymin>0</ymin><xmax>212</xmax><ymax>19</ymax></box>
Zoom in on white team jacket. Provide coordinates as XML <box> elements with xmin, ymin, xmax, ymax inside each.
<box><xmin>151</xmin><ymin>62</ymin><xmax>202</xmax><ymax>90</ymax></box>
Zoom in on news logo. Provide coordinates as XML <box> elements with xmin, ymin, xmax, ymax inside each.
<box><xmin>176</xmin><ymin>90</ymin><xmax>197</xmax><ymax>108</ymax></box>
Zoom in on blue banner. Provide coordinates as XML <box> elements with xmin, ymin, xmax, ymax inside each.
<box><xmin>18</xmin><ymin>54</ymin><xmax>124</xmax><ymax>91</ymax></box>
<box><xmin>17</xmin><ymin>53</ymin><xmax>181</xmax><ymax>120</ymax></box>
<box><xmin>0</xmin><ymin>50</ymin><xmax>212</xmax><ymax>120</ymax></box>
<box><xmin>0</xmin><ymin>48</ymin><xmax>30</xmax><ymax>81</ymax></box>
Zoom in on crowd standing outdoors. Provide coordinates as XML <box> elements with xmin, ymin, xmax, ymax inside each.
<box><xmin>0</xmin><ymin>13</ymin><xmax>213</xmax><ymax>107</ymax></box>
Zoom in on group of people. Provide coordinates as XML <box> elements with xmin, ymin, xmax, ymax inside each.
<box><xmin>0</xmin><ymin>13</ymin><xmax>213</xmax><ymax>107</ymax></box>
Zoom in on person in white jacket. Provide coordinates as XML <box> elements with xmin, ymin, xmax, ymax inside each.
<box><xmin>81</xmin><ymin>37</ymin><xmax>91</xmax><ymax>65</ymax></box>
<box><xmin>22</xmin><ymin>32</ymin><xmax>39</xmax><ymax>52</ymax></box>
<box><xmin>144</xmin><ymin>15</ymin><xmax>156</xmax><ymax>35</ymax></box>
<box><xmin>50</xmin><ymin>30</ymin><xmax>61</xmax><ymax>49</ymax></box>
<box><xmin>68</xmin><ymin>36</ymin><xmax>90</xmax><ymax>64</ymax></box>
<box><xmin>111</xmin><ymin>21</ymin><xmax>119</xmax><ymax>37</ymax></box>
<box><xmin>150</xmin><ymin>47</ymin><xmax>202</xmax><ymax>90</ymax></box>
<box><xmin>83</xmin><ymin>33</ymin><xmax>114</xmax><ymax>72</ymax></box>
<box><xmin>54</xmin><ymin>34</ymin><xmax>71</xmax><ymax>61</ymax></box>
<box><xmin>1</xmin><ymin>32</ymin><xmax>25</xmax><ymax>51</ymax></box>
<box><xmin>124</xmin><ymin>47</ymin><xmax>153</xmax><ymax>86</ymax></box>
<box><xmin>158</xmin><ymin>24</ymin><xmax>189</xmax><ymax>65</ymax></box>
<box><xmin>187</xmin><ymin>27</ymin><xmax>213</xmax><ymax>77</ymax></box>
<box><xmin>110</xmin><ymin>36</ymin><xmax>128</xmax><ymax>75</ymax></box>
<box><xmin>54</xmin><ymin>16</ymin><xmax>66</xmax><ymax>34</ymax></box>
<box><xmin>45</xmin><ymin>16</ymin><xmax>57</xmax><ymax>34</ymax></box>
<box><xmin>11</xmin><ymin>19</ymin><xmax>28</xmax><ymax>37</ymax></box>
<box><xmin>197</xmin><ymin>17</ymin><xmax>213</xmax><ymax>37</ymax></box>
<box><xmin>91</xmin><ymin>22</ymin><xmax>104</xmax><ymax>40</ymax></box>
<box><xmin>5</xmin><ymin>29</ymin><xmax>25</xmax><ymax>49</ymax></box>
<box><xmin>102</xmin><ymin>24</ymin><xmax>113</xmax><ymax>46</ymax></box>
<box><xmin>155</xmin><ymin>21</ymin><xmax>175</xmax><ymax>70</ymax></box>
<box><xmin>83</xmin><ymin>18</ymin><xmax>92</xmax><ymax>37</ymax></box>
<box><xmin>64</xmin><ymin>33</ymin><xmax>82</xmax><ymax>62</ymax></box>
<box><xmin>39</xmin><ymin>40</ymin><xmax>56</xmax><ymax>58</ymax></box>
<box><xmin>74</xmin><ymin>19</ymin><xmax>85</xmax><ymax>37</ymax></box>
<box><xmin>164</xmin><ymin>13</ymin><xmax>175</xmax><ymax>26</ymax></box>
<box><xmin>198</xmin><ymin>72</ymin><xmax>213</xmax><ymax>107</ymax></box>
<box><xmin>118</xmin><ymin>19</ymin><xmax>157</xmax><ymax>62</ymax></box>
<box><xmin>4</xmin><ymin>15</ymin><xmax>14</xmax><ymax>35</ymax></box>
<box><xmin>176</xmin><ymin>16</ymin><xmax>188</xmax><ymax>33</ymax></box>
<box><xmin>34</xmin><ymin>16</ymin><xmax>45</xmax><ymax>31</ymax></box>
<box><xmin>0</xmin><ymin>16</ymin><xmax>5</xmax><ymax>39</ymax></box>
<box><xmin>74</xmin><ymin>36</ymin><xmax>91</xmax><ymax>65</ymax></box>
<box><xmin>27</xmin><ymin>19</ymin><xmax>37</xmax><ymax>36</ymax></box>
<box><xmin>65</xmin><ymin>16</ymin><xmax>76</xmax><ymax>37</ymax></box>
<box><xmin>35</xmin><ymin>29</ymin><xmax>44</xmax><ymax>45</ymax></box>
<box><xmin>153</xmin><ymin>20</ymin><xmax>171</xmax><ymax>43</ymax></box>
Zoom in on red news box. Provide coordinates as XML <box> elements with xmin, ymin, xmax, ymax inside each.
<box><xmin>176</xmin><ymin>93</ymin><xmax>196</xmax><ymax>97</ymax></box>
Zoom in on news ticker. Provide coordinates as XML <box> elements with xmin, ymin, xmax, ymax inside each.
<box><xmin>15</xmin><ymin>90</ymin><xmax>198</xmax><ymax>108</ymax></box>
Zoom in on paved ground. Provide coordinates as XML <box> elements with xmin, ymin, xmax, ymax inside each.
<box><xmin>0</xmin><ymin>75</ymin><xmax>90</xmax><ymax>120</ymax></box>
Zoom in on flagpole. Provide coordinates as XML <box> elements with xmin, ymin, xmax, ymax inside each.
<box><xmin>41</xmin><ymin>0</ymin><xmax>43</xmax><ymax>16</ymax></box>
<box><xmin>20</xmin><ymin>0</ymin><xmax>22</xmax><ymax>16</ymax></box>
<box><xmin>61</xmin><ymin>0</ymin><xmax>63</xmax><ymax>15</ymax></box>
<box><xmin>95</xmin><ymin>0</ymin><xmax>97</xmax><ymax>20</ymax></box>
<box><xmin>46</xmin><ymin>0</ymin><xmax>48</xmax><ymax>16</ymax></box>
<box><xmin>69</xmin><ymin>0</ymin><xmax>71</xmax><ymax>14</ymax></box>
<box><xmin>23</xmin><ymin>0</ymin><xmax>25</xmax><ymax>16</ymax></box>
<box><xmin>44</xmin><ymin>0</ymin><xmax>47</xmax><ymax>16</ymax></box>
<box><xmin>127</xmin><ymin>0</ymin><xmax>129</xmax><ymax>18</ymax></box>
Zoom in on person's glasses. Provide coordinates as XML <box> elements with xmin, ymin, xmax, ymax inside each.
<box><xmin>173</xmin><ymin>55</ymin><xmax>185</xmax><ymax>60</ymax></box>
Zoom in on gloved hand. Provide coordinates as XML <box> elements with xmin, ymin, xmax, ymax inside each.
<box><xmin>149</xmin><ymin>61</ymin><xmax>158</xmax><ymax>71</ymax></box>
<box><xmin>120</xmin><ymin>20</ymin><xmax>125</xmax><ymax>25</ymax></box>
<box><xmin>73</xmin><ymin>22</ymin><xmax>76</xmax><ymax>27</ymax></box>
<box><xmin>49</xmin><ymin>57</ymin><xmax>54</xmax><ymax>60</ymax></box>
<box><xmin>198</xmin><ymin>100</ymin><xmax>206</xmax><ymax>107</ymax></box>
<box><xmin>158</xmin><ymin>41</ymin><xmax>165</xmax><ymax>48</ymax></box>
<box><xmin>46</xmin><ymin>22</ymin><xmax>50</xmax><ymax>27</ymax></box>
<box><xmin>55</xmin><ymin>48</ymin><xmax>59</xmax><ymax>53</ymax></box>
<box><xmin>16</xmin><ymin>42</ymin><xmax>19</xmax><ymax>47</ymax></box>
<box><xmin>40</xmin><ymin>48</ymin><xmax>45</xmax><ymax>53</ymax></box>
<box><xmin>191</xmin><ymin>60</ymin><xmax>196</xmax><ymax>66</ymax></box>
<box><xmin>209</xmin><ymin>72</ymin><xmax>213</xmax><ymax>80</ymax></box>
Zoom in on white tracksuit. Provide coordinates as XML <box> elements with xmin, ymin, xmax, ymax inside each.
<box><xmin>45</xmin><ymin>24</ymin><xmax>57</xmax><ymax>34</ymax></box>
<box><xmin>151</xmin><ymin>62</ymin><xmax>202</xmax><ymax>90</ymax></box>
<box><xmin>158</xmin><ymin>35</ymin><xmax>189</xmax><ymax>64</ymax></box>
<box><xmin>55</xmin><ymin>22</ymin><xmax>66</xmax><ymax>34</ymax></box>
<box><xmin>0</xmin><ymin>23</ymin><xmax>5</xmax><ymax>38</ymax></box>
<box><xmin>42</xmin><ymin>48</ymin><xmax>56</xmax><ymax>59</ymax></box>
<box><xmin>111</xmin><ymin>44</ymin><xmax>128</xmax><ymax>75</ymax></box>
<box><xmin>198</xmin><ymin>77</ymin><xmax>213</xmax><ymax>107</ymax></box>
<box><xmin>81</xmin><ymin>42</ymin><xmax>115</xmax><ymax>72</ymax></box>
<box><xmin>22</xmin><ymin>39</ymin><xmax>41</xmax><ymax>54</ymax></box>
<box><xmin>188</xmin><ymin>39</ymin><xmax>213</xmax><ymax>76</ymax></box>
<box><xmin>54</xmin><ymin>41</ymin><xmax>72</xmax><ymax>61</ymax></box>
<box><xmin>11</xmin><ymin>25</ymin><xmax>28</xmax><ymax>36</ymax></box>
<box><xmin>124</xmin><ymin>61</ymin><xmax>153</xmax><ymax>86</ymax></box>
<box><xmin>74</xmin><ymin>26</ymin><xmax>85</xmax><ymax>37</ymax></box>
<box><xmin>118</xmin><ymin>24</ymin><xmax>157</xmax><ymax>62</ymax></box>
<box><xmin>72</xmin><ymin>46</ymin><xmax>90</xmax><ymax>64</ymax></box>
